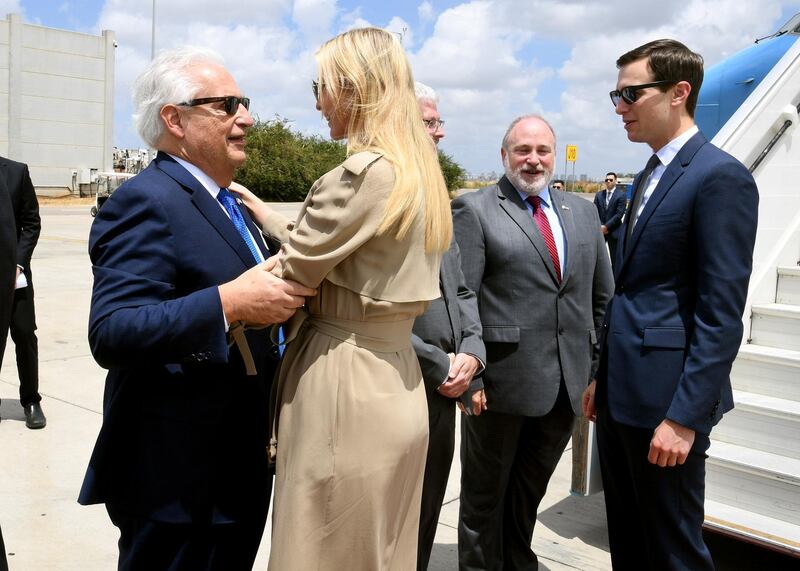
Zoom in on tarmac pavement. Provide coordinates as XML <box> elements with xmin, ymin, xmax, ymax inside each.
<box><xmin>0</xmin><ymin>203</ymin><xmax>612</xmax><ymax>570</ymax></box>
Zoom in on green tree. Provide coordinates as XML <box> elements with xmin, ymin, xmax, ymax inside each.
<box><xmin>438</xmin><ymin>149</ymin><xmax>466</xmax><ymax>197</ymax></box>
<box><xmin>236</xmin><ymin>117</ymin><xmax>469</xmax><ymax>202</ymax></box>
<box><xmin>235</xmin><ymin>117</ymin><xmax>346</xmax><ymax>202</ymax></box>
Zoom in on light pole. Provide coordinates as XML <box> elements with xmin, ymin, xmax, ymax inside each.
<box><xmin>151</xmin><ymin>0</ymin><xmax>156</xmax><ymax>60</ymax></box>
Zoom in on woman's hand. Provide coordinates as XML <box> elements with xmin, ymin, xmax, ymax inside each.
<box><xmin>228</xmin><ymin>181</ymin><xmax>273</xmax><ymax>228</ymax></box>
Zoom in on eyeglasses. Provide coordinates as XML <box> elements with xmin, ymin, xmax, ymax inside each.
<box><xmin>312</xmin><ymin>80</ymin><xmax>322</xmax><ymax>101</ymax></box>
<box><xmin>423</xmin><ymin>119</ymin><xmax>445</xmax><ymax>130</ymax></box>
<box><xmin>551</xmin><ymin>184</ymin><xmax>564</xmax><ymax>190</ymax></box>
<box><xmin>178</xmin><ymin>96</ymin><xmax>250</xmax><ymax>115</ymax></box>
<box><xmin>605</xmin><ymin>178</ymin><xmax>615</xmax><ymax>182</ymax></box>
<box><xmin>609</xmin><ymin>80</ymin><xmax>678</xmax><ymax>107</ymax></box>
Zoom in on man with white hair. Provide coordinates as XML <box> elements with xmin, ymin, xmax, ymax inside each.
<box><xmin>452</xmin><ymin>115</ymin><xmax>613</xmax><ymax>570</ymax></box>
<box><xmin>411</xmin><ymin>82</ymin><xmax>485</xmax><ymax>571</ymax></box>
<box><xmin>78</xmin><ymin>46</ymin><xmax>314</xmax><ymax>569</ymax></box>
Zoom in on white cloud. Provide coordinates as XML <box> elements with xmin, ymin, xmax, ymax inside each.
<box><xmin>92</xmin><ymin>0</ymin><xmax>799</xmax><ymax>178</ymax></box>
<box><xmin>418</xmin><ymin>1</ymin><xmax>435</xmax><ymax>22</ymax></box>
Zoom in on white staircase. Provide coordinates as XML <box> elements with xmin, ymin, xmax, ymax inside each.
<box><xmin>705</xmin><ymin>265</ymin><xmax>800</xmax><ymax>555</ymax></box>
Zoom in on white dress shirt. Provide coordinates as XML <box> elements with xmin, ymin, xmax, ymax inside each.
<box><xmin>632</xmin><ymin>125</ymin><xmax>699</xmax><ymax>225</ymax></box>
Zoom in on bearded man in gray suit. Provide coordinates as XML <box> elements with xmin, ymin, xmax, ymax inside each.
<box><xmin>412</xmin><ymin>82</ymin><xmax>486</xmax><ymax>571</ymax></box>
<box><xmin>453</xmin><ymin>115</ymin><xmax>613</xmax><ymax>570</ymax></box>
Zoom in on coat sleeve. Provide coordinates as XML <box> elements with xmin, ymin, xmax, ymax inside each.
<box><xmin>665</xmin><ymin>161</ymin><xmax>758</xmax><ymax>432</ymax></box>
<box><xmin>451</xmin><ymin>196</ymin><xmax>486</xmax><ymax>297</ymax></box>
<box><xmin>605</xmin><ymin>194</ymin><xmax>626</xmax><ymax>233</ymax></box>
<box><xmin>270</xmin><ymin>159</ymin><xmax>392</xmax><ymax>288</ymax></box>
<box><xmin>588</xmin><ymin>205</ymin><xmax>614</xmax><ymax>379</ymax></box>
<box><xmin>87</xmin><ymin>184</ymin><xmax>228</xmax><ymax>369</ymax></box>
<box><xmin>451</xmin><ymin>239</ymin><xmax>486</xmax><ymax>366</ymax></box>
<box><xmin>14</xmin><ymin>164</ymin><xmax>40</xmax><ymax>270</ymax></box>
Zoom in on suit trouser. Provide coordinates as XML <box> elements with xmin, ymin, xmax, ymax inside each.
<box><xmin>458</xmin><ymin>382</ymin><xmax>574</xmax><ymax>571</ymax></box>
<box><xmin>0</xmin><ymin>523</ymin><xmax>8</xmax><ymax>571</ymax></box>
<box><xmin>417</xmin><ymin>389</ymin><xmax>457</xmax><ymax>571</ymax></box>
<box><xmin>596</xmin><ymin>406</ymin><xmax>713</xmax><ymax>571</ymax></box>
<box><xmin>9</xmin><ymin>284</ymin><xmax>39</xmax><ymax>406</ymax></box>
<box><xmin>106</xmin><ymin>504</ymin><xmax>268</xmax><ymax>571</ymax></box>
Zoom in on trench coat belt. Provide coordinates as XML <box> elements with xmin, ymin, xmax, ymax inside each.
<box><xmin>267</xmin><ymin>312</ymin><xmax>416</xmax><ymax>463</ymax></box>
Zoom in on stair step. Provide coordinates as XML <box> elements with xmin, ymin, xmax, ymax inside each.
<box><xmin>705</xmin><ymin>499</ymin><xmax>800</xmax><ymax>554</ymax></box>
<box><xmin>707</xmin><ymin>441</ymin><xmax>800</xmax><ymax>525</ymax></box>
<box><xmin>732</xmin><ymin>345</ymin><xmax>800</xmax><ymax>401</ymax></box>
<box><xmin>777</xmin><ymin>266</ymin><xmax>800</xmax><ymax>305</ymax></box>
<box><xmin>714</xmin><ymin>390</ymin><xmax>800</xmax><ymax>459</ymax></box>
<box><xmin>750</xmin><ymin>304</ymin><xmax>800</xmax><ymax>351</ymax></box>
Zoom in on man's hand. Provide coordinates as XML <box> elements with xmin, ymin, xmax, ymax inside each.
<box><xmin>600</xmin><ymin>225</ymin><xmax>608</xmax><ymax>235</ymax></box>
<box><xmin>648</xmin><ymin>419</ymin><xmax>695</xmax><ymax>467</ymax></box>
<box><xmin>218</xmin><ymin>263</ymin><xmax>316</xmax><ymax>326</ymax></box>
<box><xmin>438</xmin><ymin>353</ymin><xmax>480</xmax><ymax>398</ymax></box>
<box><xmin>457</xmin><ymin>388</ymin><xmax>487</xmax><ymax>416</ymax></box>
<box><xmin>582</xmin><ymin>380</ymin><xmax>597</xmax><ymax>422</ymax></box>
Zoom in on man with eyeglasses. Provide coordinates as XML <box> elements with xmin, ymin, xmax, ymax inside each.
<box><xmin>78</xmin><ymin>46</ymin><xmax>314</xmax><ymax>570</ymax></box>
<box><xmin>411</xmin><ymin>82</ymin><xmax>486</xmax><ymax>571</ymax></box>
<box><xmin>593</xmin><ymin>172</ymin><xmax>626</xmax><ymax>272</ymax></box>
<box><xmin>582</xmin><ymin>39</ymin><xmax>758</xmax><ymax>570</ymax></box>
<box><xmin>550</xmin><ymin>179</ymin><xmax>565</xmax><ymax>191</ymax></box>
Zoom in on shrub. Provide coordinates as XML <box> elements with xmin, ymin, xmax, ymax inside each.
<box><xmin>236</xmin><ymin>117</ymin><xmax>469</xmax><ymax>202</ymax></box>
<box><xmin>235</xmin><ymin>117</ymin><xmax>346</xmax><ymax>202</ymax></box>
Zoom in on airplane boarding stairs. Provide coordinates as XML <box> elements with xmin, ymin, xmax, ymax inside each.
<box><xmin>705</xmin><ymin>265</ymin><xmax>800</xmax><ymax>554</ymax></box>
<box><xmin>701</xmin><ymin>19</ymin><xmax>800</xmax><ymax>555</ymax></box>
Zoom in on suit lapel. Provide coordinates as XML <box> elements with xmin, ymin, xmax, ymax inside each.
<box><xmin>154</xmin><ymin>153</ymin><xmax>259</xmax><ymax>268</ymax></box>
<box><xmin>618</xmin><ymin>132</ymin><xmax>707</xmax><ymax>277</ymax></box>
<box><xmin>496</xmin><ymin>176</ymin><xmax>560</xmax><ymax>286</ymax></box>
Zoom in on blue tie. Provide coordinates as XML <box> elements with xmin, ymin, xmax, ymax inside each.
<box><xmin>218</xmin><ymin>188</ymin><xmax>286</xmax><ymax>356</ymax></box>
<box><xmin>217</xmin><ymin>188</ymin><xmax>263</xmax><ymax>264</ymax></box>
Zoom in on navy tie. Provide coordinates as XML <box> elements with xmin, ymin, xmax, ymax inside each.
<box><xmin>217</xmin><ymin>188</ymin><xmax>263</xmax><ymax>263</ymax></box>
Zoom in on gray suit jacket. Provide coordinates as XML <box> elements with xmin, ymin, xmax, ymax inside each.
<box><xmin>452</xmin><ymin>176</ymin><xmax>613</xmax><ymax>417</ymax></box>
<box><xmin>412</xmin><ymin>238</ymin><xmax>486</xmax><ymax>395</ymax></box>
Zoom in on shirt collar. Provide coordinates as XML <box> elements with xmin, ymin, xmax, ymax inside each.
<box><xmin>654</xmin><ymin>124</ymin><xmax>699</xmax><ymax>169</ymax></box>
<box><xmin>515</xmin><ymin>185</ymin><xmax>553</xmax><ymax>208</ymax></box>
<box><xmin>168</xmin><ymin>154</ymin><xmax>223</xmax><ymax>198</ymax></box>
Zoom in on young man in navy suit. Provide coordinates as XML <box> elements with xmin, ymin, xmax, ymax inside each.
<box><xmin>78</xmin><ymin>47</ymin><xmax>315</xmax><ymax>570</ymax></box>
<box><xmin>583</xmin><ymin>40</ymin><xmax>758</xmax><ymax>570</ymax></box>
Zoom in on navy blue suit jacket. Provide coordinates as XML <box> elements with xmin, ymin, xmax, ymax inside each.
<box><xmin>597</xmin><ymin>132</ymin><xmax>758</xmax><ymax>435</ymax></box>
<box><xmin>78</xmin><ymin>153</ymin><xmax>278</xmax><ymax>524</ymax></box>
<box><xmin>593</xmin><ymin>187</ymin><xmax>626</xmax><ymax>241</ymax></box>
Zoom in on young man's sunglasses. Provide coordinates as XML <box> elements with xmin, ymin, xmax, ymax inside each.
<box><xmin>609</xmin><ymin>80</ymin><xmax>677</xmax><ymax>107</ymax></box>
<box><xmin>178</xmin><ymin>96</ymin><xmax>250</xmax><ymax>115</ymax></box>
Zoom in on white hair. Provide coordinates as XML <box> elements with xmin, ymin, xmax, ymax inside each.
<box><xmin>132</xmin><ymin>46</ymin><xmax>225</xmax><ymax>148</ymax></box>
<box><xmin>414</xmin><ymin>81</ymin><xmax>439</xmax><ymax>105</ymax></box>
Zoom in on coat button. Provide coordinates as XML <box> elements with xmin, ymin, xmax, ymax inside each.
<box><xmin>558</xmin><ymin>327</ymin><xmax>565</xmax><ymax>335</ymax></box>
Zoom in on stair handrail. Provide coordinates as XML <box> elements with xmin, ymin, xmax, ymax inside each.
<box><xmin>749</xmin><ymin>101</ymin><xmax>800</xmax><ymax>173</ymax></box>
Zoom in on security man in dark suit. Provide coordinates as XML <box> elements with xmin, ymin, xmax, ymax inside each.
<box><xmin>593</xmin><ymin>171</ymin><xmax>626</xmax><ymax>273</ymax></box>
<box><xmin>1</xmin><ymin>156</ymin><xmax>45</xmax><ymax>428</ymax></box>
<box><xmin>0</xmin><ymin>156</ymin><xmax>16</xmax><ymax>571</ymax></box>
<box><xmin>412</xmin><ymin>82</ymin><xmax>486</xmax><ymax>571</ymax></box>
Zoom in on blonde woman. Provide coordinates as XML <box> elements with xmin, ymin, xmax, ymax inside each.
<box><xmin>233</xmin><ymin>27</ymin><xmax>451</xmax><ymax>569</ymax></box>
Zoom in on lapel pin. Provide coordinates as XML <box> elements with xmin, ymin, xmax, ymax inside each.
<box><xmin>561</xmin><ymin>204</ymin><xmax>570</xmax><ymax>210</ymax></box>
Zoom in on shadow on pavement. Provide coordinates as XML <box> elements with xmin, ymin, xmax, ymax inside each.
<box><xmin>0</xmin><ymin>398</ymin><xmax>25</xmax><ymax>422</ymax></box>
<box><xmin>537</xmin><ymin>491</ymin><xmax>610</xmax><ymax>552</ymax></box>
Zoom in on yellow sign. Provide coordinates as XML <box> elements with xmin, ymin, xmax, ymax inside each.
<box><xmin>566</xmin><ymin>145</ymin><xmax>578</xmax><ymax>162</ymax></box>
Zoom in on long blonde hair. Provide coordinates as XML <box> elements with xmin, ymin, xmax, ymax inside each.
<box><xmin>315</xmin><ymin>27</ymin><xmax>451</xmax><ymax>253</ymax></box>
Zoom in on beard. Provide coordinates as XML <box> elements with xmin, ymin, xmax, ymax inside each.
<box><xmin>503</xmin><ymin>156</ymin><xmax>552</xmax><ymax>196</ymax></box>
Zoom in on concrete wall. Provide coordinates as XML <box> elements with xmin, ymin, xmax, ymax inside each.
<box><xmin>0</xmin><ymin>14</ymin><xmax>114</xmax><ymax>190</ymax></box>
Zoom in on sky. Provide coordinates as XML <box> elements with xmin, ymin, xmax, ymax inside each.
<box><xmin>5</xmin><ymin>0</ymin><xmax>800</xmax><ymax>178</ymax></box>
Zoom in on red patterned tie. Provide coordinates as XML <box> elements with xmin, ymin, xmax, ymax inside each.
<box><xmin>527</xmin><ymin>195</ymin><xmax>561</xmax><ymax>282</ymax></box>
